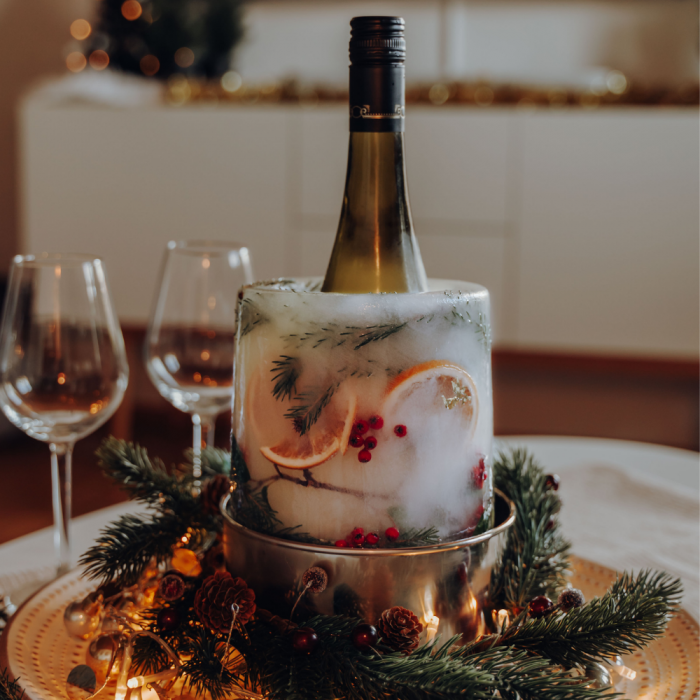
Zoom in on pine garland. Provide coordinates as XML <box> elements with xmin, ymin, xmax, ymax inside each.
<box><xmin>489</xmin><ymin>448</ymin><xmax>571</xmax><ymax>612</ymax></box>
<box><xmin>0</xmin><ymin>441</ymin><xmax>684</xmax><ymax>700</ymax></box>
<box><xmin>0</xmin><ymin>669</ymin><xmax>24</xmax><ymax>700</ymax></box>
<box><xmin>79</xmin><ymin>439</ymin><xmax>229</xmax><ymax>588</ymax></box>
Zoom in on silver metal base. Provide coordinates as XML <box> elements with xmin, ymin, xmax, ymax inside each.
<box><xmin>222</xmin><ymin>491</ymin><xmax>515</xmax><ymax>644</ymax></box>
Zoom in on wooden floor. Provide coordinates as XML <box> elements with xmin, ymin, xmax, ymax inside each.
<box><xmin>0</xmin><ymin>347</ymin><xmax>696</xmax><ymax>546</ymax></box>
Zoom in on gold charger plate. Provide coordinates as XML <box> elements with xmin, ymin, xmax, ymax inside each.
<box><xmin>1</xmin><ymin>556</ymin><xmax>697</xmax><ymax>699</ymax></box>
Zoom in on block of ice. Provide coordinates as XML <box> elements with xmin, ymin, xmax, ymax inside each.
<box><xmin>231</xmin><ymin>278</ymin><xmax>493</xmax><ymax>545</ymax></box>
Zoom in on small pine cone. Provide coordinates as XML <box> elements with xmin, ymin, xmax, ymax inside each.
<box><xmin>301</xmin><ymin>567</ymin><xmax>328</xmax><ymax>594</ymax></box>
<box><xmin>201</xmin><ymin>475</ymin><xmax>232</xmax><ymax>516</ymax></box>
<box><xmin>377</xmin><ymin>606</ymin><xmax>424</xmax><ymax>654</ymax></box>
<box><xmin>194</xmin><ymin>571</ymin><xmax>256</xmax><ymax>632</ymax></box>
<box><xmin>558</xmin><ymin>588</ymin><xmax>585</xmax><ymax>612</ymax></box>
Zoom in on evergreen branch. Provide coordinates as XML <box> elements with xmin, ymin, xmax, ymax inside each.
<box><xmin>96</xmin><ymin>437</ymin><xmax>195</xmax><ymax>511</ymax></box>
<box><xmin>0</xmin><ymin>669</ymin><xmax>24</xmax><ymax>700</ymax></box>
<box><xmin>387</xmin><ymin>526</ymin><xmax>441</xmax><ymax>548</ymax></box>
<box><xmin>180</xmin><ymin>627</ymin><xmax>245</xmax><ymax>700</ymax></box>
<box><xmin>79</xmin><ymin>512</ymin><xmax>195</xmax><ymax>587</ymax></box>
<box><xmin>353</xmin><ymin>322</ymin><xmax>408</xmax><ymax>350</ymax></box>
<box><xmin>489</xmin><ymin>449</ymin><xmax>571</xmax><ymax>612</ymax></box>
<box><xmin>271</xmin><ymin>355</ymin><xmax>301</xmax><ymax>401</ymax></box>
<box><xmin>467</xmin><ymin>570</ymin><xmax>682</xmax><ymax>669</ymax></box>
<box><xmin>242</xmin><ymin>614</ymin><xmax>617</xmax><ymax>700</ymax></box>
<box><xmin>239</xmin><ymin>297</ymin><xmax>268</xmax><ymax>337</ymax></box>
<box><xmin>284</xmin><ymin>384</ymin><xmax>336</xmax><ymax>436</ymax></box>
<box><xmin>231</xmin><ymin>435</ymin><xmax>250</xmax><ymax>487</ymax></box>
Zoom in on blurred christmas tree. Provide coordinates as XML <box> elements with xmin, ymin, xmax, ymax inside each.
<box><xmin>89</xmin><ymin>0</ymin><xmax>244</xmax><ymax>79</ymax></box>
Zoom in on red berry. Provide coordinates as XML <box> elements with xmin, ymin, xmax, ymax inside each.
<box><xmin>358</xmin><ymin>449</ymin><xmax>372</xmax><ymax>463</ymax></box>
<box><xmin>349</xmin><ymin>434</ymin><xmax>364</xmax><ymax>448</ymax></box>
<box><xmin>471</xmin><ymin>458</ymin><xmax>487</xmax><ymax>488</ymax></box>
<box><xmin>394</xmin><ymin>425</ymin><xmax>407</xmax><ymax>437</ymax></box>
<box><xmin>385</xmin><ymin>527</ymin><xmax>400</xmax><ymax>542</ymax></box>
<box><xmin>352</xmin><ymin>532</ymin><xmax>365</xmax><ymax>547</ymax></box>
<box><xmin>354</xmin><ymin>420</ymin><xmax>369</xmax><ymax>435</ymax></box>
<box><xmin>545</xmin><ymin>474</ymin><xmax>560</xmax><ymax>491</ymax></box>
<box><xmin>364</xmin><ymin>436</ymin><xmax>378</xmax><ymax>450</ymax></box>
<box><xmin>545</xmin><ymin>518</ymin><xmax>555</xmax><ymax>532</ymax></box>
<box><xmin>292</xmin><ymin>626</ymin><xmax>319</xmax><ymax>653</ymax></box>
<box><xmin>368</xmin><ymin>415</ymin><xmax>384</xmax><ymax>430</ymax></box>
<box><xmin>365</xmin><ymin>532</ymin><xmax>379</xmax><ymax>545</ymax></box>
<box><xmin>335</xmin><ymin>540</ymin><xmax>349</xmax><ymax>548</ymax></box>
<box><xmin>350</xmin><ymin>527</ymin><xmax>364</xmax><ymax>536</ymax></box>
<box><xmin>528</xmin><ymin>596</ymin><xmax>553</xmax><ymax>619</ymax></box>
<box><xmin>351</xmin><ymin>623</ymin><xmax>378</xmax><ymax>650</ymax></box>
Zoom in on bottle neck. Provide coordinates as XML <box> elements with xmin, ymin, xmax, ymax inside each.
<box><xmin>320</xmin><ymin>130</ymin><xmax>427</xmax><ymax>293</ymax></box>
<box><xmin>349</xmin><ymin>63</ymin><xmax>405</xmax><ymax>134</ymax></box>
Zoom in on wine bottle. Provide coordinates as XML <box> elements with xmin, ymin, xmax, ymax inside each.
<box><xmin>322</xmin><ymin>16</ymin><xmax>428</xmax><ymax>293</ymax></box>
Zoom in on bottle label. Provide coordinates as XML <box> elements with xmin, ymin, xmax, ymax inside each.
<box><xmin>349</xmin><ymin>65</ymin><xmax>405</xmax><ymax>133</ymax></box>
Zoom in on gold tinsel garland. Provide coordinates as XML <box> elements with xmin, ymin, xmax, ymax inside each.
<box><xmin>165</xmin><ymin>74</ymin><xmax>699</xmax><ymax>109</ymax></box>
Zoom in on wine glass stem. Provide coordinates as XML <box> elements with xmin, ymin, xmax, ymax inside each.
<box><xmin>49</xmin><ymin>442</ymin><xmax>73</xmax><ymax>576</ymax></box>
<box><xmin>192</xmin><ymin>414</ymin><xmax>216</xmax><ymax>485</ymax></box>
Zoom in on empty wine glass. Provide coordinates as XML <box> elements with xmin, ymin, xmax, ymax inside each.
<box><xmin>0</xmin><ymin>254</ymin><xmax>129</xmax><ymax>575</ymax></box>
<box><xmin>145</xmin><ymin>241</ymin><xmax>253</xmax><ymax>486</ymax></box>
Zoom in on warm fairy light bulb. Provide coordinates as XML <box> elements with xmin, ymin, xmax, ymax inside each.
<box><xmin>70</xmin><ymin>19</ymin><xmax>91</xmax><ymax>40</ymax></box>
<box><xmin>66</xmin><ymin>52</ymin><xmax>87</xmax><ymax>72</ymax></box>
<box><xmin>221</xmin><ymin>70</ymin><xmax>242</xmax><ymax>93</ymax></box>
<box><xmin>121</xmin><ymin>0</ymin><xmax>142</xmax><ymax>20</ymax></box>
<box><xmin>425</xmin><ymin>614</ymin><xmax>439</xmax><ymax>642</ymax></box>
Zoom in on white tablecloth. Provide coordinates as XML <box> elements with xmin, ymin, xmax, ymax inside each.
<box><xmin>1</xmin><ymin>436</ymin><xmax>697</xmax><ymax>618</ymax></box>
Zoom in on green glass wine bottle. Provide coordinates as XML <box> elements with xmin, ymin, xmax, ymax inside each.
<box><xmin>322</xmin><ymin>16</ymin><xmax>428</xmax><ymax>294</ymax></box>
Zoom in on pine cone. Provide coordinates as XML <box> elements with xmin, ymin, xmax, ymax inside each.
<box><xmin>201</xmin><ymin>475</ymin><xmax>232</xmax><ymax>516</ymax></box>
<box><xmin>194</xmin><ymin>571</ymin><xmax>256</xmax><ymax>632</ymax></box>
<box><xmin>377</xmin><ymin>606</ymin><xmax>424</xmax><ymax>654</ymax></box>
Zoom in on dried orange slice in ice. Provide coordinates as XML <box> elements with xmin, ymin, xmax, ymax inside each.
<box><xmin>259</xmin><ymin>389</ymin><xmax>357</xmax><ymax>470</ymax></box>
<box><xmin>382</xmin><ymin>360</ymin><xmax>478</xmax><ymax>436</ymax></box>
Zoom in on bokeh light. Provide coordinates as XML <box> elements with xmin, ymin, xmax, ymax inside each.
<box><xmin>606</xmin><ymin>70</ymin><xmax>628</xmax><ymax>95</ymax></box>
<box><xmin>121</xmin><ymin>0</ymin><xmax>143</xmax><ymax>21</ymax></box>
<box><xmin>89</xmin><ymin>50</ymin><xmax>110</xmax><ymax>70</ymax></box>
<box><xmin>69</xmin><ymin>19</ymin><xmax>91</xmax><ymax>41</ymax></box>
<box><xmin>221</xmin><ymin>71</ymin><xmax>242</xmax><ymax>93</ymax></box>
<box><xmin>474</xmin><ymin>85</ymin><xmax>495</xmax><ymax>107</ymax></box>
<box><xmin>140</xmin><ymin>54</ymin><xmax>160</xmax><ymax>76</ymax></box>
<box><xmin>428</xmin><ymin>83</ymin><xmax>449</xmax><ymax>105</ymax></box>
<box><xmin>66</xmin><ymin>52</ymin><xmax>87</xmax><ymax>73</ymax></box>
<box><xmin>174</xmin><ymin>47</ymin><xmax>195</xmax><ymax>68</ymax></box>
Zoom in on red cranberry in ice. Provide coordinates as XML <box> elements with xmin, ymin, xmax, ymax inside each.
<box><xmin>385</xmin><ymin>527</ymin><xmax>400</xmax><ymax>542</ymax></box>
<box><xmin>368</xmin><ymin>415</ymin><xmax>384</xmax><ymax>430</ymax></box>
<box><xmin>358</xmin><ymin>449</ymin><xmax>372</xmax><ymax>463</ymax></box>
<box><xmin>354</xmin><ymin>420</ymin><xmax>369</xmax><ymax>435</ymax></box>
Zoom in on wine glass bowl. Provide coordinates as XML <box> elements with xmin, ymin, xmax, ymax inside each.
<box><xmin>145</xmin><ymin>241</ymin><xmax>253</xmax><ymax>473</ymax></box>
<box><xmin>0</xmin><ymin>253</ymin><xmax>129</xmax><ymax>574</ymax></box>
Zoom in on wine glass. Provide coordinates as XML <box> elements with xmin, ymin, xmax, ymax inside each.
<box><xmin>144</xmin><ymin>241</ymin><xmax>253</xmax><ymax>485</ymax></box>
<box><xmin>0</xmin><ymin>254</ymin><xmax>129</xmax><ymax>575</ymax></box>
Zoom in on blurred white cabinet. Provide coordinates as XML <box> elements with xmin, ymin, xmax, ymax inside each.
<box><xmin>21</xmin><ymin>105</ymin><xmax>290</xmax><ymax>320</ymax></box>
<box><xmin>20</xmin><ymin>94</ymin><xmax>699</xmax><ymax>358</ymax></box>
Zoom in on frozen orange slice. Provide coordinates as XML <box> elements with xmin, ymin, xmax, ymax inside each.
<box><xmin>259</xmin><ymin>387</ymin><xmax>357</xmax><ymax>470</ymax></box>
<box><xmin>382</xmin><ymin>360</ymin><xmax>478</xmax><ymax>436</ymax></box>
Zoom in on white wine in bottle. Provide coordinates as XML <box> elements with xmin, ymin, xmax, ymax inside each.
<box><xmin>322</xmin><ymin>17</ymin><xmax>428</xmax><ymax>294</ymax></box>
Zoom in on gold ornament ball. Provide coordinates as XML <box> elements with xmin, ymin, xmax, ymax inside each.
<box><xmin>63</xmin><ymin>593</ymin><xmax>103</xmax><ymax>640</ymax></box>
<box><xmin>86</xmin><ymin>632</ymin><xmax>120</xmax><ymax>684</ymax></box>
